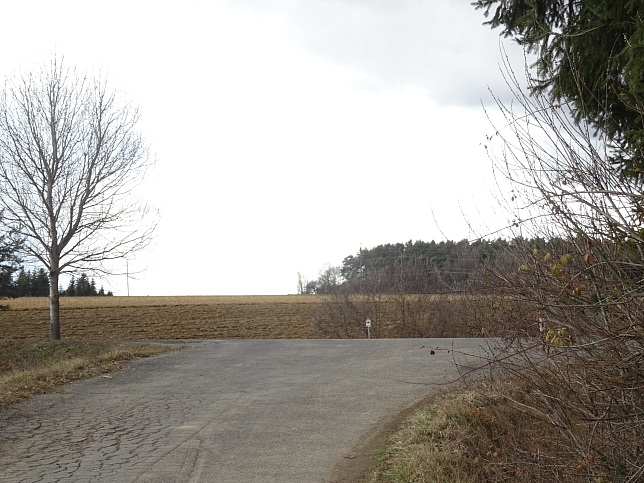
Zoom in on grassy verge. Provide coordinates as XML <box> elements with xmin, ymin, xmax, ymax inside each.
<box><xmin>367</xmin><ymin>373</ymin><xmax>589</xmax><ymax>483</ymax></box>
<box><xmin>0</xmin><ymin>339</ymin><xmax>180</xmax><ymax>410</ymax></box>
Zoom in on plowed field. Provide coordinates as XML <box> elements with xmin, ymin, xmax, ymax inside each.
<box><xmin>0</xmin><ymin>295</ymin><xmax>323</xmax><ymax>339</ymax></box>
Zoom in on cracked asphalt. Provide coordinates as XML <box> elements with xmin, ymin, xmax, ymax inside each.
<box><xmin>0</xmin><ymin>339</ymin><xmax>492</xmax><ymax>482</ymax></box>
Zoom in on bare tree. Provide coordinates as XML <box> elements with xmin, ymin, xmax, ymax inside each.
<box><xmin>0</xmin><ymin>57</ymin><xmax>155</xmax><ymax>340</ymax></box>
<box><xmin>296</xmin><ymin>272</ymin><xmax>307</xmax><ymax>295</ymax></box>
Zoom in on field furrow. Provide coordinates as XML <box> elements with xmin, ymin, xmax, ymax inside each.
<box><xmin>0</xmin><ymin>295</ymin><xmax>322</xmax><ymax>339</ymax></box>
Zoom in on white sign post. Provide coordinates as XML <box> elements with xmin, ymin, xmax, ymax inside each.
<box><xmin>365</xmin><ymin>318</ymin><xmax>371</xmax><ymax>339</ymax></box>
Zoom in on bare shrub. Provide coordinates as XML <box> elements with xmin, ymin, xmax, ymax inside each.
<box><xmin>477</xmin><ymin>60</ymin><xmax>644</xmax><ymax>480</ymax></box>
<box><xmin>314</xmin><ymin>292</ymin><xmax>509</xmax><ymax>339</ymax></box>
<box><xmin>313</xmin><ymin>288</ymin><xmax>389</xmax><ymax>339</ymax></box>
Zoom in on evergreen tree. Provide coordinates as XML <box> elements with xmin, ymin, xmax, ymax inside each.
<box><xmin>64</xmin><ymin>273</ymin><xmax>101</xmax><ymax>296</ymax></box>
<box><xmin>76</xmin><ymin>273</ymin><xmax>91</xmax><ymax>296</ymax></box>
<box><xmin>65</xmin><ymin>276</ymin><xmax>76</xmax><ymax>296</ymax></box>
<box><xmin>473</xmin><ymin>0</ymin><xmax>644</xmax><ymax>178</ymax></box>
<box><xmin>332</xmin><ymin>239</ymin><xmax>528</xmax><ymax>294</ymax></box>
<box><xmin>0</xmin><ymin>211</ymin><xmax>21</xmax><ymax>297</ymax></box>
<box><xmin>14</xmin><ymin>269</ymin><xmax>29</xmax><ymax>297</ymax></box>
<box><xmin>0</xmin><ymin>246</ymin><xmax>20</xmax><ymax>297</ymax></box>
<box><xmin>33</xmin><ymin>268</ymin><xmax>50</xmax><ymax>297</ymax></box>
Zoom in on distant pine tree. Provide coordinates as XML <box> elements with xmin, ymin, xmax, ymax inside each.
<box><xmin>15</xmin><ymin>269</ymin><xmax>30</xmax><ymax>296</ymax></box>
<box><xmin>65</xmin><ymin>276</ymin><xmax>76</xmax><ymax>296</ymax></box>
<box><xmin>33</xmin><ymin>269</ymin><xmax>49</xmax><ymax>296</ymax></box>
<box><xmin>63</xmin><ymin>273</ymin><xmax>101</xmax><ymax>296</ymax></box>
<box><xmin>76</xmin><ymin>273</ymin><xmax>91</xmax><ymax>296</ymax></box>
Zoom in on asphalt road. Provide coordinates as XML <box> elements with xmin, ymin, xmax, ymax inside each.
<box><xmin>0</xmin><ymin>339</ymin><xmax>494</xmax><ymax>483</ymax></box>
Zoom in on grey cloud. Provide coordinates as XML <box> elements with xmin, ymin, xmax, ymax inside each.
<box><xmin>225</xmin><ymin>0</ymin><xmax>527</xmax><ymax>107</ymax></box>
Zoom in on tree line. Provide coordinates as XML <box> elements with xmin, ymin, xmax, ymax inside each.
<box><xmin>305</xmin><ymin>233</ymin><xmax>644</xmax><ymax>297</ymax></box>
<box><xmin>302</xmin><ymin>238</ymin><xmax>524</xmax><ymax>295</ymax></box>
<box><xmin>61</xmin><ymin>273</ymin><xmax>113</xmax><ymax>297</ymax></box>
<box><xmin>0</xmin><ymin>260</ymin><xmax>113</xmax><ymax>297</ymax></box>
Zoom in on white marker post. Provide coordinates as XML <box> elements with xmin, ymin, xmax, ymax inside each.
<box><xmin>365</xmin><ymin>318</ymin><xmax>371</xmax><ymax>339</ymax></box>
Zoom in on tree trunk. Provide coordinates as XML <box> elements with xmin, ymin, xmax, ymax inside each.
<box><xmin>49</xmin><ymin>271</ymin><xmax>60</xmax><ymax>340</ymax></box>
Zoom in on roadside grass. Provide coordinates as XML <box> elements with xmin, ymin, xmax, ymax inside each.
<box><xmin>0</xmin><ymin>339</ymin><xmax>180</xmax><ymax>410</ymax></box>
<box><xmin>368</xmin><ymin>373</ymin><xmax>577</xmax><ymax>483</ymax></box>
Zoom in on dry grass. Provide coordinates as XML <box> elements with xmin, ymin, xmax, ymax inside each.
<box><xmin>0</xmin><ymin>339</ymin><xmax>179</xmax><ymax>410</ymax></box>
<box><xmin>0</xmin><ymin>295</ymin><xmax>322</xmax><ymax>339</ymax></box>
<box><xmin>368</xmin><ymin>370</ymin><xmax>619</xmax><ymax>483</ymax></box>
<box><xmin>370</xmin><ymin>381</ymin><xmax>532</xmax><ymax>482</ymax></box>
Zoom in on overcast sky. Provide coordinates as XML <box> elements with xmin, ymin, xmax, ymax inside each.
<box><xmin>0</xmin><ymin>1</ymin><xmax>526</xmax><ymax>295</ymax></box>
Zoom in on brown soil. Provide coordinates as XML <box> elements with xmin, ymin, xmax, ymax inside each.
<box><xmin>0</xmin><ymin>295</ymin><xmax>324</xmax><ymax>339</ymax></box>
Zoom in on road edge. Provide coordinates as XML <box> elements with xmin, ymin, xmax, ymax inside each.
<box><xmin>330</xmin><ymin>388</ymin><xmax>450</xmax><ymax>483</ymax></box>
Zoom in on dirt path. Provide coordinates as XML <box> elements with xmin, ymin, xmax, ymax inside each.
<box><xmin>0</xmin><ymin>339</ymin><xmax>492</xmax><ymax>482</ymax></box>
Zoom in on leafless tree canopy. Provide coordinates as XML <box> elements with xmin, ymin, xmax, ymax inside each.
<box><xmin>0</xmin><ymin>58</ymin><xmax>155</xmax><ymax>339</ymax></box>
